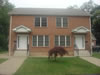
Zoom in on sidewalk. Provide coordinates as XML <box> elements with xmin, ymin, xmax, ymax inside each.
<box><xmin>0</xmin><ymin>53</ymin><xmax>9</xmax><ymax>58</ymax></box>
<box><xmin>80</xmin><ymin>57</ymin><xmax>100</xmax><ymax>67</ymax></box>
<box><xmin>0</xmin><ymin>56</ymin><xmax>26</xmax><ymax>75</ymax></box>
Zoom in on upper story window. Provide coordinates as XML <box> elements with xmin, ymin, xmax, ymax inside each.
<box><xmin>35</xmin><ymin>17</ymin><xmax>47</xmax><ymax>27</ymax></box>
<box><xmin>56</xmin><ymin>17</ymin><xmax>68</xmax><ymax>28</ymax></box>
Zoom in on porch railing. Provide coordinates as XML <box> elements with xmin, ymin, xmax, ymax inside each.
<box><xmin>27</xmin><ymin>44</ymin><xmax>29</xmax><ymax>55</ymax></box>
<box><xmin>75</xmin><ymin>44</ymin><xmax>91</xmax><ymax>56</ymax></box>
<box><xmin>74</xmin><ymin>44</ymin><xmax>79</xmax><ymax>56</ymax></box>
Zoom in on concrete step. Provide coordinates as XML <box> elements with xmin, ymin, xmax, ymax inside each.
<box><xmin>14</xmin><ymin>50</ymin><xmax>28</xmax><ymax>56</ymax></box>
<box><xmin>74</xmin><ymin>50</ymin><xmax>91</xmax><ymax>56</ymax></box>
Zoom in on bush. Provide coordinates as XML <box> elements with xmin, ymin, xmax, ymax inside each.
<box><xmin>48</xmin><ymin>47</ymin><xmax>68</xmax><ymax>61</ymax></box>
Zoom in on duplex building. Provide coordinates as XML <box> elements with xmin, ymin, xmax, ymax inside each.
<box><xmin>8</xmin><ymin>8</ymin><xmax>92</xmax><ymax>56</ymax></box>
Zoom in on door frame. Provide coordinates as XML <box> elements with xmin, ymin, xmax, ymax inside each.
<box><xmin>17</xmin><ymin>34</ymin><xmax>29</xmax><ymax>50</ymax></box>
<box><xmin>74</xmin><ymin>35</ymin><xmax>85</xmax><ymax>49</ymax></box>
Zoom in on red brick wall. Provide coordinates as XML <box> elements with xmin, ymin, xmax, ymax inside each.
<box><xmin>9</xmin><ymin>16</ymin><xmax>91</xmax><ymax>56</ymax></box>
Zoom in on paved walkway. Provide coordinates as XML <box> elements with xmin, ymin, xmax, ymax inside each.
<box><xmin>80</xmin><ymin>57</ymin><xmax>100</xmax><ymax>67</ymax></box>
<box><xmin>0</xmin><ymin>53</ymin><xmax>9</xmax><ymax>59</ymax></box>
<box><xmin>0</xmin><ymin>56</ymin><xmax>26</xmax><ymax>75</ymax></box>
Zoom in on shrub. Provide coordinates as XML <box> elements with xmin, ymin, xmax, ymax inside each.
<box><xmin>48</xmin><ymin>47</ymin><xmax>68</xmax><ymax>61</ymax></box>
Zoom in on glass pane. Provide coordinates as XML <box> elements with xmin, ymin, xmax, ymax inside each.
<box><xmin>60</xmin><ymin>36</ymin><xmax>65</xmax><ymax>46</ymax></box>
<box><xmin>35</xmin><ymin>17</ymin><xmax>40</xmax><ymax>27</ymax></box>
<box><xmin>56</xmin><ymin>17</ymin><xmax>61</xmax><ymax>27</ymax></box>
<box><xmin>42</xmin><ymin>17</ymin><xmax>47</xmax><ymax>27</ymax></box>
<box><xmin>66</xmin><ymin>36</ymin><xmax>70</xmax><ymax>46</ymax></box>
<box><xmin>38</xmin><ymin>35</ymin><xmax>43</xmax><ymax>46</ymax></box>
<box><xmin>45</xmin><ymin>36</ymin><xmax>49</xmax><ymax>46</ymax></box>
<box><xmin>55</xmin><ymin>36</ymin><xmax>59</xmax><ymax>46</ymax></box>
<box><xmin>63</xmin><ymin>17</ymin><xmax>68</xmax><ymax>27</ymax></box>
<box><xmin>33</xmin><ymin>36</ymin><xmax>37</xmax><ymax>46</ymax></box>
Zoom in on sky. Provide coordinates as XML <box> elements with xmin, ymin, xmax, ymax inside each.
<box><xmin>9</xmin><ymin>0</ymin><xmax>100</xmax><ymax>8</ymax></box>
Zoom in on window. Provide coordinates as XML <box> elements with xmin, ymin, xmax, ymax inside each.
<box><xmin>38</xmin><ymin>35</ymin><xmax>43</xmax><ymax>46</ymax></box>
<box><xmin>33</xmin><ymin>35</ymin><xmax>49</xmax><ymax>47</ymax></box>
<box><xmin>33</xmin><ymin>36</ymin><xmax>37</xmax><ymax>46</ymax></box>
<box><xmin>56</xmin><ymin>17</ymin><xmax>68</xmax><ymax>28</ymax></box>
<box><xmin>35</xmin><ymin>17</ymin><xmax>40</xmax><ymax>27</ymax></box>
<box><xmin>45</xmin><ymin>36</ymin><xmax>49</xmax><ymax>46</ymax></box>
<box><xmin>55</xmin><ymin>35</ymin><xmax>70</xmax><ymax>47</ymax></box>
<box><xmin>35</xmin><ymin>17</ymin><xmax>47</xmax><ymax>27</ymax></box>
<box><xmin>60</xmin><ymin>36</ymin><xmax>65</xmax><ymax>46</ymax></box>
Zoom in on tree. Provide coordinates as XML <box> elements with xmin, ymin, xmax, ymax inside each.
<box><xmin>67</xmin><ymin>5</ymin><xmax>79</xmax><ymax>9</ymax></box>
<box><xmin>91</xmin><ymin>6</ymin><xmax>100</xmax><ymax>45</ymax></box>
<box><xmin>0</xmin><ymin>0</ymin><xmax>14</xmax><ymax>50</ymax></box>
<box><xmin>80</xmin><ymin>0</ymin><xmax>98</xmax><ymax>13</ymax></box>
<box><xmin>48</xmin><ymin>47</ymin><xmax>68</xmax><ymax>61</ymax></box>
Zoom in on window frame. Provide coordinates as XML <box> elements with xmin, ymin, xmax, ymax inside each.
<box><xmin>55</xmin><ymin>35</ymin><xmax>71</xmax><ymax>47</ymax></box>
<box><xmin>32</xmin><ymin>35</ymin><xmax>49</xmax><ymax>47</ymax></box>
<box><xmin>35</xmin><ymin>16</ymin><xmax>48</xmax><ymax>27</ymax></box>
<box><xmin>56</xmin><ymin>17</ymin><xmax>68</xmax><ymax>28</ymax></box>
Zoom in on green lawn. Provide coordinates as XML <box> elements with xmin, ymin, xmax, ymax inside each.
<box><xmin>0</xmin><ymin>50</ymin><xmax>8</xmax><ymax>54</ymax></box>
<box><xmin>0</xmin><ymin>58</ymin><xmax>7</xmax><ymax>64</ymax></box>
<box><xmin>92</xmin><ymin>52</ymin><xmax>100</xmax><ymax>59</ymax></box>
<box><xmin>15</xmin><ymin>57</ymin><xmax>100</xmax><ymax>75</ymax></box>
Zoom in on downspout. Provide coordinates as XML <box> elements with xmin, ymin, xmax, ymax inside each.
<box><xmin>9</xmin><ymin>16</ymin><xmax>12</xmax><ymax>56</ymax></box>
<box><xmin>89</xmin><ymin>17</ymin><xmax>92</xmax><ymax>56</ymax></box>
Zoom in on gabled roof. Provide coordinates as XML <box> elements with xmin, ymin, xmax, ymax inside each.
<box><xmin>72</xmin><ymin>26</ymin><xmax>90</xmax><ymax>33</ymax></box>
<box><xmin>13</xmin><ymin>25</ymin><xmax>31</xmax><ymax>33</ymax></box>
<box><xmin>8</xmin><ymin>8</ymin><xmax>91</xmax><ymax>16</ymax></box>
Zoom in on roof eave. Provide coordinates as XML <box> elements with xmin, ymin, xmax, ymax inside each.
<box><xmin>8</xmin><ymin>14</ymin><xmax>91</xmax><ymax>17</ymax></box>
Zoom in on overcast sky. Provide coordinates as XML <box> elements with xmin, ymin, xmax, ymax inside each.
<box><xmin>9</xmin><ymin>0</ymin><xmax>100</xmax><ymax>8</ymax></box>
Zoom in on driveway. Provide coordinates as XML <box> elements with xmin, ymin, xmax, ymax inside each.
<box><xmin>0</xmin><ymin>56</ymin><xmax>26</xmax><ymax>75</ymax></box>
<box><xmin>80</xmin><ymin>57</ymin><xmax>100</xmax><ymax>67</ymax></box>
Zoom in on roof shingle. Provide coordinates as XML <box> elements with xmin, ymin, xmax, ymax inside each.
<box><xmin>8</xmin><ymin>8</ymin><xmax>91</xmax><ymax>16</ymax></box>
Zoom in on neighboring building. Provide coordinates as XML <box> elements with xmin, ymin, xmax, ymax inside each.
<box><xmin>8</xmin><ymin>8</ymin><xmax>92</xmax><ymax>56</ymax></box>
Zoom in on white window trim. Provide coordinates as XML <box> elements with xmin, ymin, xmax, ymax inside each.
<box><xmin>37</xmin><ymin>36</ymin><xmax>38</xmax><ymax>47</ymax></box>
<box><xmin>56</xmin><ymin>17</ymin><xmax>68</xmax><ymax>28</ymax></box>
<box><xmin>40</xmin><ymin>17</ymin><xmax>42</xmax><ymax>27</ymax></box>
<box><xmin>58</xmin><ymin>36</ymin><xmax>60</xmax><ymax>46</ymax></box>
<box><xmin>32</xmin><ymin>35</ymin><xmax>49</xmax><ymax>47</ymax></box>
<box><xmin>55</xmin><ymin>35</ymin><xmax>71</xmax><ymax>47</ymax></box>
<box><xmin>61</xmin><ymin>17</ymin><xmax>63</xmax><ymax>28</ymax></box>
<box><xmin>35</xmin><ymin>16</ymin><xmax>48</xmax><ymax>27</ymax></box>
<box><xmin>43</xmin><ymin>36</ymin><xmax>45</xmax><ymax>47</ymax></box>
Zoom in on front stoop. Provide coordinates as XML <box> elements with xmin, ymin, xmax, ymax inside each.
<box><xmin>74</xmin><ymin>50</ymin><xmax>91</xmax><ymax>56</ymax></box>
<box><xmin>14</xmin><ymin>50</ymin><xmax>28</xmax><ymax>56</ymax></box>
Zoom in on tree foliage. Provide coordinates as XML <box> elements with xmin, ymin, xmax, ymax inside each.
<box><xmin>80</xmin><ymin>0</ymin><xmax>100</xmax><ymax>45</ymax></box>
<box><xmin>80</xmin><ymin>0</ymin><xmax>98</xmax><ymax>13</ymax></box>
<box><xmin>0</xmin><ymin>0</ymin><xmax>14</xmax><ymax>50</ymax></box>
<box><xmin>67</xmin><ymin>5</ymin><xmax>79</xmax><ymax>9</ymax></box>
<box><xmin>91</xmin><ymin>6</ymin><xmax>100</xmax><ymax>45</ymax></box>
<box><xmin>48</xmin><ymin>47</ymin><xmax>68</xmax><ymax>61</ymax></box>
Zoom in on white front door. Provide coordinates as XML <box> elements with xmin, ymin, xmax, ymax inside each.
<box><xmin>75</xmin><ymin>35</ymin><xmax>85</xmax><ymax>49</ymax></box>
<box><xmin>17</xmin><ymin>35</ymin><xmax>28</xmax><ymax>50</ymax></box>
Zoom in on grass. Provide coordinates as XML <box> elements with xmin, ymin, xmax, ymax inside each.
<box><xmin>15</xmin><ymin>57</ymin><xmax>100</xmax><ymax>75</ymax></box>
<box><xmin>92</xmin><ymin>52</ymin><xmax>100</xmax><ymax>59</ymax></box>
<box><xmin>0</xmin><ymin>49</ymin><xmax>8</xmax><ymax>54</ymax></box>
<box><xmin>0</xmin><ymin>58</ymin><xmax>7</xmax><ymax>64</ymax></box>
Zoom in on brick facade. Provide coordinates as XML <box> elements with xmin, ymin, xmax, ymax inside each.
<box><xmin>9</xmin><ymin>16</ymin><xmax>91</xmax><ymax>56</ymax></box>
